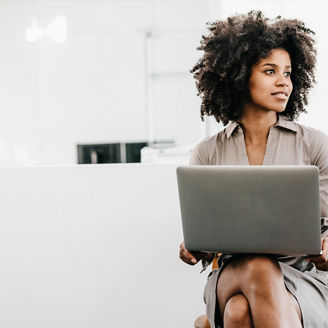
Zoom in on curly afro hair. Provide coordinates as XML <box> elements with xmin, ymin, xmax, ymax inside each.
<box><xmin>191</xmin><ymin>10</ymin><xmax>317</xmax><ymax>125</ymax></box>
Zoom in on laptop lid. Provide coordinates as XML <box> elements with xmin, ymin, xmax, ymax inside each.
<box><xmin>177</xmin><ymin>165</ymin><xmax>322</xmax><ymax>255</ymax></box>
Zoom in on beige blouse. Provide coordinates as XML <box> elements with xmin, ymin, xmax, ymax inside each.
<box><xmin>189</xmin><ymin>115</ymin><xmax>328</xmax><ymax>273</ymax></box>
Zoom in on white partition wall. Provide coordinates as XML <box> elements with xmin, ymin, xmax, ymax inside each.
<box><xmin>0</xmin><ymin>164</ymin><xmax>207</xmax><ymax>328</ymax></box>
<box><xmin>0</xmin><ymin>1</ymin><xmax>209</xmax><ymax>165</ymax></box>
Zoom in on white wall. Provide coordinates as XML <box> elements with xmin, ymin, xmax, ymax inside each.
<box><xmin>0</xmin><ymin>0</ymin><xmax>209</xmax><ymax>165</ymax></box>
<box><xmin>0</xmin><ymin>164</ymin><xmax>208</xmax><ymax>328</ymax></box>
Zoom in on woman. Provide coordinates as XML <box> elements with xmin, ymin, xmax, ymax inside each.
<box><xmin>179</xmin><ymin>11</ymin><xmax>328</xmax><ymax>328</ymax></box>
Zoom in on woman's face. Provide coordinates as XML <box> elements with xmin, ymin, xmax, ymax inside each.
<box><xmin>247</xmin><ymin>48</ymin><xmax>293</xmax><ymax>113</ymax></box>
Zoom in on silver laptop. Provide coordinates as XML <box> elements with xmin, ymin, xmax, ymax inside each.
<box><xmin>177</xmin><ymin>166</ymin><xmax>322</xmax><ymax>255</ymax></box>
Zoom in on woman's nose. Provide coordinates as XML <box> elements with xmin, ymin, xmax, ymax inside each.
<box><xmin>275</xmin><ymin>76</ymin><xmax>289</xmax><ymax>87</ymax></box>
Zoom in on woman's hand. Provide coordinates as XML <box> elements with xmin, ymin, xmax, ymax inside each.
<box><xmin>179</xmin><ymin>241</ymin><xmax>214</xmax><ymax>265</ymax></box>
<box><xmin>308</xmin><ymin>236</ymin><xmax>328</xmax><ymax>271</ymax></box>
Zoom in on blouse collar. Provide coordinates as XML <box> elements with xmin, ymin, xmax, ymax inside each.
<box><xmin>225</xmin><ymin>114</ymin><xmax>298</xmax><ymax>139</ymax></box>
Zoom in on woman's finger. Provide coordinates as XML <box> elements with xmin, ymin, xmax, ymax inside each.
<box><xmin>322</xmin><ymin>237</ymin><xmax>328</xmax><ymax>253</ymax></box>
<box><xmin>179</xmin><ymin>242</ymin><xmax>197</xmax><ymax>264</ymax></box>
<box><xmin>182</xmin><ymin>247</ymin><xmax>197</xmax><ymax>264</ymax></box>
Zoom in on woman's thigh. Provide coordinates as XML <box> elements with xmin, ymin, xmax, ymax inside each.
<box><xmin>216</xmin><ymin>255</ymin><xmax>301</xmax><ymax>320</ymax></box>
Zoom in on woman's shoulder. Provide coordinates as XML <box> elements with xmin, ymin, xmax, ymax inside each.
<box><xmin>293</xmin><ymin>121</ymin><xmax>328</xmax><ymax>146</ymax></box>
<box><xmin>292</xmin><ymin>120</ymin><xmax>328</xmax><ymax>164</ymax></box>
<box><xmin>278</xmin><ymin>114</ymin><xmax>327</xmax><ymax>143</ymax></box>
<box><xmin>189</xmin><ymin>131</ymin><xmax>223</xmax><ymax>165</ymax></box>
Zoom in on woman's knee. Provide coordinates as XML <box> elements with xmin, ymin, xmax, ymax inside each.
<box><xmin>229</xmin><ymin>255</ymin><xmax>285</xmax><ymax>296</ymax></box>
<box><xmin>233</xmin><ymin>255</ymin><xmax>281</xmax><ymax>280</ymax></box>
<box><xmin>223</xmin><ymin>294</ymin><xmax>250</xmax><ymax>325</ymax></box>
<box><xmin>216</xmin><ymin>256</ymin><xmax>285</xmax><ymax>314</ymax></box>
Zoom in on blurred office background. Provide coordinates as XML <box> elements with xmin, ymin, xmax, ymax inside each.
<box><xmin>1</xmin><ymin>2</ymin><xmax>328</xmax><ymax>328</ymax></box>
<box><xmin>0</xmin><ymin>0</ymin><xmax>328</xmax><ymax>165</ymax></box>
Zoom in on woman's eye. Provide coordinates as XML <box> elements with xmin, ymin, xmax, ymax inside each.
<box><xmin>265</xmin><ymin>69</ymin><xmax>275</xmax><ymax>75</ymax></box>
<box><xmin>284</xmin><ymin>72</ymin><xmax>292</xmax><ymax>77</ymax></box>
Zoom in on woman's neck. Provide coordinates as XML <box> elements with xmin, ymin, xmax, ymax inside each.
<box><xmin>238</xmin><ymin>108</ymin><xmax>278</xmax><ymax>145</ymax></box>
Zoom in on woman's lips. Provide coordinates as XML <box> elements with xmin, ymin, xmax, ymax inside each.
<box><xmin>271</xmin><ymin>92</ymin><xmax>288</xmax><ymax>100</ymax></box>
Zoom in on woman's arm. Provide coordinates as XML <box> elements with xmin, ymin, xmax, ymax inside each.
<box><xmin>179</xmin><ymin>241</ymin><xmax>214</xmax><ymax>265</ymax></box>
<box><xmin>309</xmin><ymin>129</ymin><xmax>328</xmax><ymax>270</ymax></box>
<box><xmin>310</xmin><ymin>130</ymin><xmax>328</xmax><ymax>234</ymax></box>
<box><xmin>182</xmin><ymin>139</ymin><xmax>217</xmax><ymax>270</ymax></box>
